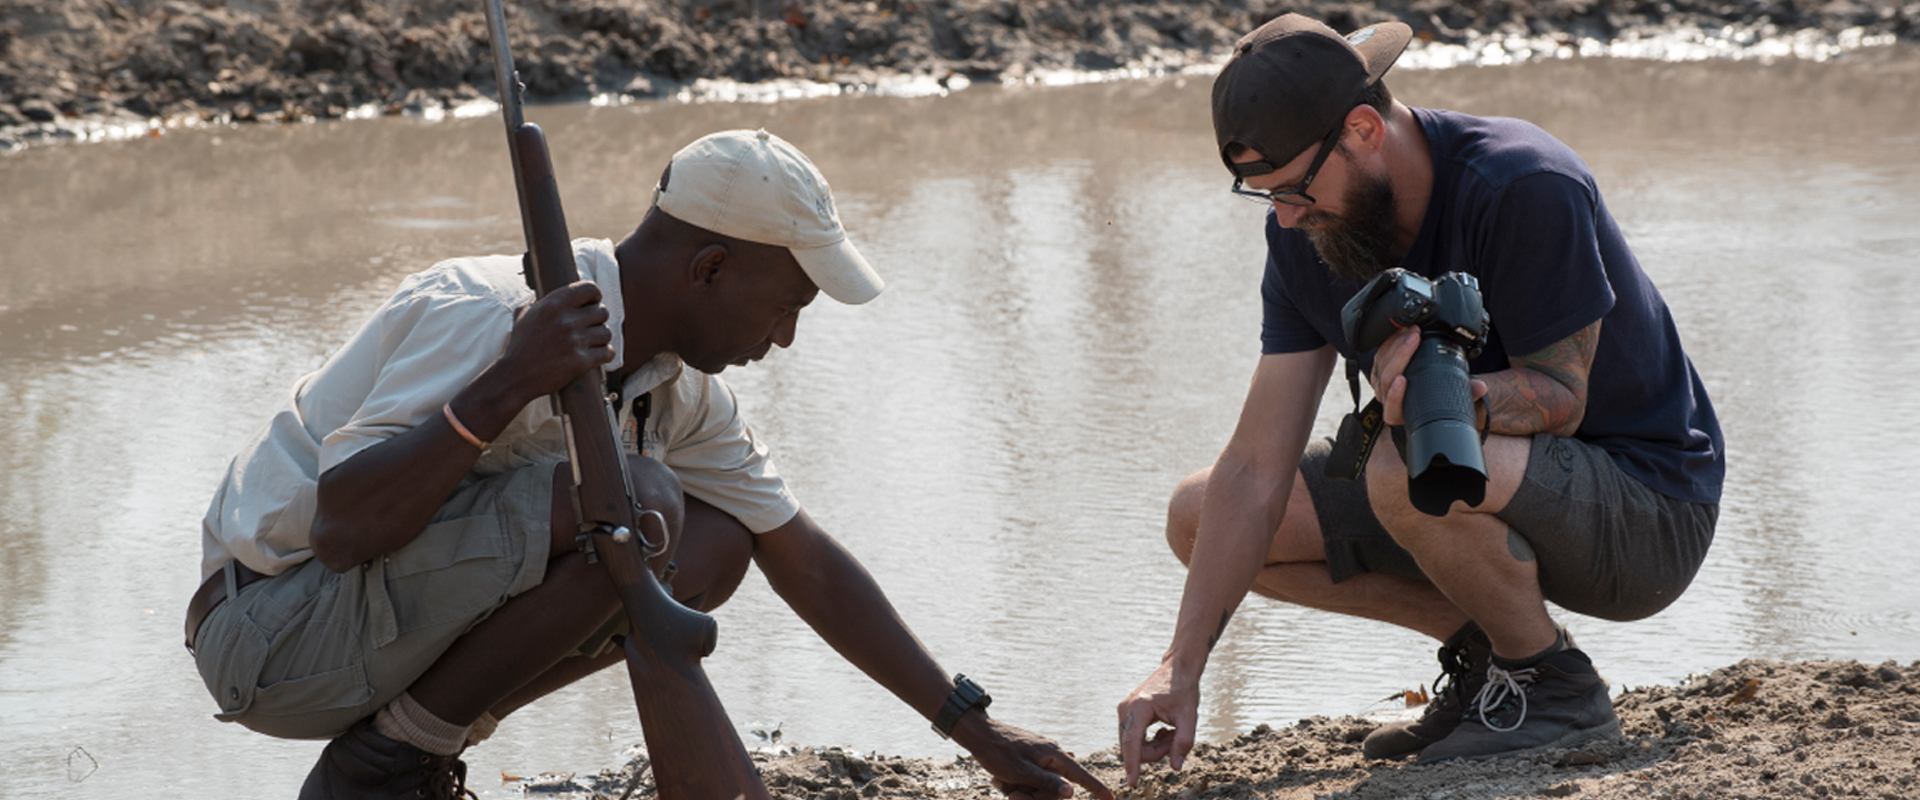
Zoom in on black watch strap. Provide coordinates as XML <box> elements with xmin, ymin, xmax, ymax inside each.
<box><xmin>931</xmin><ymin>674</ymin><xmax>992</xmax><ymax>739</ymax></box>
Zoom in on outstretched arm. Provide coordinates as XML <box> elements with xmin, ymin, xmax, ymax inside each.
<box><xmin>754</xmin><ymin>511</ymin><xmax>1113</xmax><ymax>800</ymax></box>
<box><xmin>1115</xmin><ymin>346</ymin><xmax>1336</xmax><ymax>786</ymax></box>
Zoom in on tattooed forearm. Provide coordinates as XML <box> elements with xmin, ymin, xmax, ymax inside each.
<box><xmin>1205</xmin><ymin>609</ymin><xmax>1233</xmax><ymax>651</ymax></box>
<box><xmin>1482</xmin><ymin>319</ymin><xmax>1601</xmax><ymax>437</ymax></box>
<box><xmin>1483</xmin><ymin>370</ymin><xmax>1583</xmax><ymax>436</ymax></box>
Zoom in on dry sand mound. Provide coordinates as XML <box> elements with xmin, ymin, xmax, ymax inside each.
<box><xmin>523</xmin><ymin>659</ymin><xmax>1918</xmax><ymax>800</ymax></box>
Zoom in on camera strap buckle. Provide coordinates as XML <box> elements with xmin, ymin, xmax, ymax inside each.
<box><xmin>1325</xmin><ymin>359</ymin><xmax>1387</xmax><ymax>482</ymax></box>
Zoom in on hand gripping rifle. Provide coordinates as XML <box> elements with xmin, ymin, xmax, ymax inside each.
<box><xmin>480</xmin><ymin>3</ymin><xmax>771</xmax><ymax>797</ymax></box>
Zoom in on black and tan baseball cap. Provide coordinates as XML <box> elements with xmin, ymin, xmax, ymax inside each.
<box><xmin>1211</xmin><ymin>14</ymin><xmax>1412</xmax><ymax>178</ymax></box>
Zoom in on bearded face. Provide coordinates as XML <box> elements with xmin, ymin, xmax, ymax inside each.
<box><xmin>1297</xmin><ymin>156</ymin><xmax>1400</xmax><ymax>284</ymax></box>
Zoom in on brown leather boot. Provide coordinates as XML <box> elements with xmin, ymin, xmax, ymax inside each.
<box><xmin>298</xmin><ymin>718</ymin><xmax>475</xmax><ymax>800</ymax></box>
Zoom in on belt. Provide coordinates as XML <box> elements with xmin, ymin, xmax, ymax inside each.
<box><xmin>184</xmin><ymin>559</ymin><xmax>268</xmax><ymax>653</ymax></box>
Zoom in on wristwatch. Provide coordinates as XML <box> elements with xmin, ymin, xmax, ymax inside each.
<box><xmin>931</xmin><ymin>674</ymin><xmax>992</xmax><ymax>739</ymax></box>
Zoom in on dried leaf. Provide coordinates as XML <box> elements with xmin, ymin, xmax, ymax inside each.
<box><xmin>1727</xmin><ymin>678</ymin><xmax>1761</xmax><ymax>705</ymax></box>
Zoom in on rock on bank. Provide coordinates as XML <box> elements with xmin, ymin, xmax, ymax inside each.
<box><xmin>2</xmin><ymin>0</ymin><xmax>1918</xmax><ymax>132</ymax></box>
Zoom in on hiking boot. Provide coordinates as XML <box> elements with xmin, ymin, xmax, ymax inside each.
<box><xmin>298</xmin><ymin>718</ymin><xmax>476</xmax><ymax>800</ymax></box>
<box><xmin>1417</xmin><ymin>648</ymin><xmax>1622</xmax><ymax>763</ymax></box>
<box><xmin>1362</xmin><ymin>622</ymin><xmax>1493</xmax><ymax>759</ymax></box>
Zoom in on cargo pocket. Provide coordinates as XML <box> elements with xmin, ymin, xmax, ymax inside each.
<box><xmin>241</xmin><ymin>659</ymin><xmax>376</xmax><ymax>740</ymax></box>
<box><xmin>474</xmin><ymin>442</ymin><xmax>543</xmax><ymax>476</ymax></box>
<box><xmin>366</xmin><ymin>513</ymin><xmax>514</xmax><ymax>647</ymax></box>
<box><xmin>200</xmin><ymin>609</ymin><xmax>269</xmax><ymax>723</ymax></box>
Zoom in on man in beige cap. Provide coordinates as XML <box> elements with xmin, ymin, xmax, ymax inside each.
<box><xmin>189</xmin><ymin>129</ymin><xmax>1112</xmax><ymax>800</ymax></box>
<box><xmin>1114</xmin><ymin>13</ymin><xmax>1722</xmax><ymax>777</ymax></box>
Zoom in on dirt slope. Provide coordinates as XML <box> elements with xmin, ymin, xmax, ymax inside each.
<box><xmin>2</xmin><ymin>0</ymin><xmax>1916</xmax><ymax>136</ymax></box>
<box><xmin>533</xmin><ymin>659</ymin><xmax>1919</xmax><ymax>800</ymax></box>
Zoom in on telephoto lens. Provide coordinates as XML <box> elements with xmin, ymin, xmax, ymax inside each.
<box><xmin>1338</xmin><ymin>269</ymin><xmax>1490</xmax><ymax>515</ymax></box>
<box><xmin>1400</xmin><ymin>336</ymin><xmax>1486</xmax><ymax>515</ymax></box>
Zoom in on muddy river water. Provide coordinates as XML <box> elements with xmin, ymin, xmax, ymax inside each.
<box><xmin>3</xmin><ymin>48</ymin><xmax>1919</xmax><ymax>798</ymax></box>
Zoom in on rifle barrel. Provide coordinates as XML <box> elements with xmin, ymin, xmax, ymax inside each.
<box><xmin>482</xmin><ymin>0</ymin><xmax>524</xmax><ymax>132</ymax></box>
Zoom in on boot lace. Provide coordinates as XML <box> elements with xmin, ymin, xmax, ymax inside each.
<box><xmin>1426</xmin><ymin>638</ymin><xmax>1476</xmax><ymax>712</ymax></box>
<box><xmin>1471</xmin><ymin>664</ymin><xmax>1538</xmax><ymax>733</ymax></box>
<box><xmin>421</xmin><ymin>755</ymin><xmax>477</xmax><ymax>800</ymax></box>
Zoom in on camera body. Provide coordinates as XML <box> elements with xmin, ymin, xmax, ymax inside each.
<box><xmin>1343</xmin><ymin>268</ymin><xmax>1489</xmax><ymax>356</ymax></box>
<box><xmin>1340</xmin><ymin>268</ymin><xmax>1491</xmax><ymax>516</ymax></box>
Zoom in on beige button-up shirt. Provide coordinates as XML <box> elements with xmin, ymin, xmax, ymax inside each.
<box><xmin>201</xmin><ymin>238</ymin><xmax>799</xmax><ymax>580</ymax></box>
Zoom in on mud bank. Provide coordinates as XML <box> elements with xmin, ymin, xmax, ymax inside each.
<box><xmin>3</xmin><ymin>0</ymin><xmax>1918</xmax><ymax>147</ymax></box>
<box><xmin>525</xmin><ymin>659</ymin><xmax>1920</xmax><ymax>800</ymax></box>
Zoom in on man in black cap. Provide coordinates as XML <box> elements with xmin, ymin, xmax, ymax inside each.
<box><xmin>1113</xmin><ymin>14</ymin><xmax>1723</xmax><ymax>774</ymax></box>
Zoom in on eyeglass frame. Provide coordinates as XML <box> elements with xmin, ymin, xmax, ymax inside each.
<box><xmin>1228</xmin><ymin>124</ymin><xmax>1345</xmax><ymax>207</ymax></box>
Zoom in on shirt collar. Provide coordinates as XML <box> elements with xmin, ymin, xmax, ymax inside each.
<box><xmin>616</xmin><ymin>352</ymin><xmax>683</xmax><ymax>403</ymax></box>
<box><xmin>576</xmin><ymin>239</ymin><xmax>627</xmax><ymax>375</ymax></box>
<box><xmin>573</xmin><ymin>238</ymin><xmax>686</xmax><ymax>399</ymax></box>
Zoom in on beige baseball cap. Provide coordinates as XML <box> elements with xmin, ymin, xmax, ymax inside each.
<box><xmin>652</xmin><ymin>129</ymin><xmax>884</xmax><ymax>305</ymax></box>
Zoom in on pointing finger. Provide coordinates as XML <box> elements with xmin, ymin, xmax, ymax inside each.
<box><xmin>1043</xmin><ymin>751</ymin><xmax>1113</xmax><ymax>800</ymax></box>
<box><xmin>1118</xmin><ymin>703</ymin><xmax>1143</xmax><ymax>787</ymax></box>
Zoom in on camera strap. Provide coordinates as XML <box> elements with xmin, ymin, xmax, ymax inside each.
<box><xmin>1324</xmin><ymin>359</ymin><xmax>1386</xmax><ymax>482</ymax></box>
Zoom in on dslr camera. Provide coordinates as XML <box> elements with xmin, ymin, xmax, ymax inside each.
<box><xmin>1340</xmin><ymin>268</ymin><xmax>1491</xmax><ymax>516</ymax></box>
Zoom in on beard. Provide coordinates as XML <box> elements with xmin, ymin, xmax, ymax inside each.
<box><xmin>1299</xmin><ymin>166</ymin><xmax>1400</xmax><ymax>284</ymax></box>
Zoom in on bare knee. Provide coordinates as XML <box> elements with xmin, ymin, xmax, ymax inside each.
<box><xmin>1166</xmin><ymin>467</ymin><xmax>1211</xmax><ymax>566</ymax></box>
<box><xmin>1364</xmin><ymin>435</ymin><xmax>1422</xmax><ymax>538</ymax></box>
<box><xmin>674</xmin><ymin>497</ymin><xmax>754</xmax><ymax>612</ymax></box>
<box><xmin>625</xmin><ymin>455</ymin><xmax>686</xmax><ymax>535</ymax></box>
<box><xmin>549</xmin><ymin>457</ymin><xmax>688</xmax><ymax>560</ymax></box>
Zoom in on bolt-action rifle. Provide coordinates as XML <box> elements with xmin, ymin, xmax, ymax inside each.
<box><xmin>480</xmin><ymin>2</ymin><xmax>771</xmax><ymax>797</ymax></box>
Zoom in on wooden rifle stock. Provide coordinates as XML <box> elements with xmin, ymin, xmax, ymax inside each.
<box><xmin>483</xmin><ymin>3</ymin><xmax>771</xmax><ymax>798</ymax></box>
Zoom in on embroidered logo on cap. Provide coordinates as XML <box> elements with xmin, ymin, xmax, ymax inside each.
<box><xmin>1347</xmin><ymin>27</ymin><xmax>1377</xmax><ymax>45</ymax></box>
<box><xmin>652</xmin><ymin>162</ymin><xmax>672</xmax><ymax>205</ymax></box>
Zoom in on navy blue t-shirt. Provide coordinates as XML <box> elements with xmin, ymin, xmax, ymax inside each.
<box><xmin>1259</xmin><ymin>108</ymin><xmax>1724</xmax><ymax>504</ymax></box>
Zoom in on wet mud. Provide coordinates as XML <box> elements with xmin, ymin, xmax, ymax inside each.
<box><xmin>3</xmin><ymin>0</ymin><xmax>1917</xmax><ymax>146</ymax></box>
<box><xmin>540</xmin><ymin>659</ymin><xmax>1920</xmax><ymax>800</ymax></box>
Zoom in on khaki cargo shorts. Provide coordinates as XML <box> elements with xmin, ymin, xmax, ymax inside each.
<box><xmin>192</xmin><ymin>464</ymin><xmax>555</xmax><ymax>740</ymax></box>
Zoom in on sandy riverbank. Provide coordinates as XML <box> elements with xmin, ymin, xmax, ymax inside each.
<box><xmin>520</xmin><ymin>659</ymin><xmax>1918</xmax><ymax>800</ymax></box>
<box><xmin>3</xmin><ymin>0</ymin><xmax>1917</xmax><ymax>147</ymax></box>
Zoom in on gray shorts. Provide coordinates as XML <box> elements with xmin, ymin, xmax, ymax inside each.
<box><xmin>1298</xmin><ymin>433</ymin><xmax>1717</xmax><ymax>622</ymax></box>
<box><xmin>192</xmin><ymin>464</ymin><xmax>555</xmax><ymax>740</ymax></box>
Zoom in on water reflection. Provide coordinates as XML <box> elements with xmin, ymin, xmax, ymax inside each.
<box><xmin>2</xmin><ymin>46</ymin><xmax>1918</xmax><ymax>799</ymax></box>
